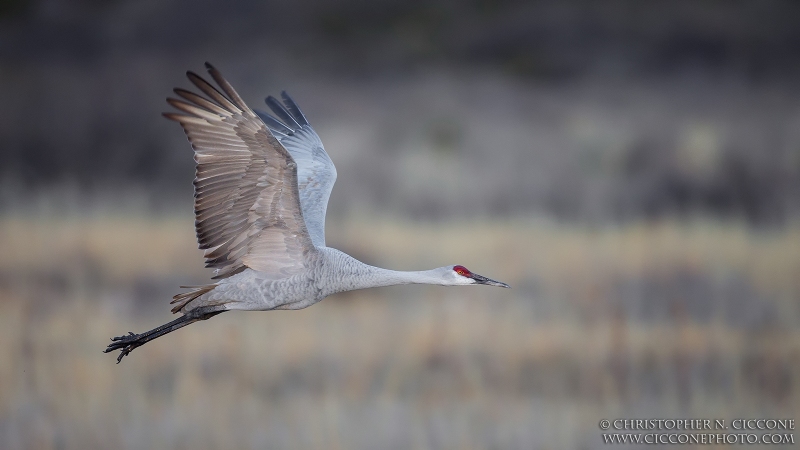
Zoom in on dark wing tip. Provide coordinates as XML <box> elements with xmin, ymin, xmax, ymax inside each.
<box><xmin>186</xmin><ymin>70</ymin><xmax>202</xmax><ymax>82</ymax></box>
<box><xmin>280</xmin><ymin>91</ymin><xmax>310</xmax><ymax>126</ymax></box>
<box><xmin>280</xmin><ymin>91</ymin><xmax>296</xmax><ymax>105</ymax></box>
<box><xmin>265</xmin><ymin>95</ymin><xmax>300</xmax><ymax>129</ymax></box>
<box><xmin>204</xmin><ymin>62</ymin><xmax>221</xmax><ymax>79</ymax></box>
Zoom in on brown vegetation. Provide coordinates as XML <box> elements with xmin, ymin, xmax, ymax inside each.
<box><xmin>1</xmin><ymin>212</ymin><xmax>797</xmax><ymax>449</ymax></box>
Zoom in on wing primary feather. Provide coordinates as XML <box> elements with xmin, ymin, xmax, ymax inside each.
<box><xmin>163</xmin><ymin>112</ymin><xmax>207</xmax><ymax>125</ymax></box>
<box><xmin>163</xmin><ymin>112</ymin><xmax>188</xmax><ymax>122</ymax></box>
<box><xmin>205</xmin><ymin>62</ymin><xmax>249</xmax><ymax>112</ymax></box>
<box><xmin>167</xmin><ymin>98</ymin><xmax>222</xmax><ymax>120</ymax></box>
<box><xmin>255</xmin><ymin>110</ymin><xmax>293</xmax><ymax>136</ymax></box>
<box><xmin>265</xmin><ymin>96</ymin><xmax>300</xmax><ymax>129</ymax></box>
<box><xmin>186</xmin><ymin>71</ymin><xmax>241</xmax><ymax>113</ymax></box>
<box><xmin>280</xmin><ymin>91</ymin><xmax>310</xmax><ymax>126</ymax></box>
<box><xmin>174</xmin><ymin>88</ymin><xmax>230</xmax><ymax>116</ymax></box>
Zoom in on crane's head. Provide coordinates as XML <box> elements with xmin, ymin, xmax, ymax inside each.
<box><xmin>446</xmin><ymin>265</ymin><xmax>510</xmax><ymax>288</ymax></box>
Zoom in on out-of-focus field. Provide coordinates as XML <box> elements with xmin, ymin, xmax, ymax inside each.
<box><xmin>1</xmin><ymin>212</ymin><xmax>798</xmax><ymax>449</ymax></box>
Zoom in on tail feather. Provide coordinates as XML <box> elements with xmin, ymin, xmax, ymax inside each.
<box><xmin>171</xmin><ymin>284</ymin><xmax>216</xmax><ymax>314</ymax></box>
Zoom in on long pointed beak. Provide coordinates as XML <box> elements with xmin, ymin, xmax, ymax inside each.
<box><xmin>471</xmin><ymin>273</ymin><xmax>510</xmax><ymax>288</ymax></box>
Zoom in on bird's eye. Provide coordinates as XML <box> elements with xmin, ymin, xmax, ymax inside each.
<box><xmin>453</xmin><ymin>265</ymin><xmax>472</xmax><ymax>277</ymax></box>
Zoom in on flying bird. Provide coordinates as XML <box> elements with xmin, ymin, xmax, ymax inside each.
<box><xmin>105</xmin><ymin>63</ymin><xmax>509</xmax><ymax>363</ymax></box>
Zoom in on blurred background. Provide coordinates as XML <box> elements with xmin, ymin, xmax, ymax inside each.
<box><xmin>1</xmin><ymin>0</ymin><xmax>800</xmax><ymax>448</ymax></box>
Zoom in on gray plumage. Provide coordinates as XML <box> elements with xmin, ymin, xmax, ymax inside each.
<box><xmin>105</xmin><ymin>63</ymin><xmax>508</xmax><ymax>363</ymax></box>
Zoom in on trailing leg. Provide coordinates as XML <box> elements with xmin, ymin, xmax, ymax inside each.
<box><xmin>104</xmin><ymin>306</ymin><xmax>225</xmax><ymax>363</ymax></box>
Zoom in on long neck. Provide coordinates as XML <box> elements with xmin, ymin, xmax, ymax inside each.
<box><xmin>320</xmin><ymin>248</ymin><xmax>444</xmax><ymax>295</ymax></box>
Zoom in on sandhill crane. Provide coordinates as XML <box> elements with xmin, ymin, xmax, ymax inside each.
<box><xmin>105</xmin><ymin>63</ymin><xmax>509</xmax><ymax>363</ymax></box>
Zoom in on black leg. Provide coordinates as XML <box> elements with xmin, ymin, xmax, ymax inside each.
<box><xmin>104</xmin><ymin>307</ymin><xmax>225</xmax><ymax>363</ymax></box>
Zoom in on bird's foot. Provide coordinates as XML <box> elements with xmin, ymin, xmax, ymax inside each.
<box><xmin>104</xmin><ymin>332</ymin><xmax>145</xmax><ymax>363</ymax></box>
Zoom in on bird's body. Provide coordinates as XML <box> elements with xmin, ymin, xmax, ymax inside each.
<box><xmin>187</xmin><ymin>248</ymin><xmax>481</xmax><ymax>313</ymax></box>
<box><xmin>105</xmin><ymin>63</ymin><xmax>508</xmax><ymax>362</ymax></box>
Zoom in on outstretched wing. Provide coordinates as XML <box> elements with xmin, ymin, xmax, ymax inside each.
<box><xmin>165</xmin><ymin>63</ymin><xmax>314</xmax><ymax>280</ymax></box>
<box><xmin>255</xmin><ymin>93</ymin><xmax>336</xmax><ymax>248</ymax></box>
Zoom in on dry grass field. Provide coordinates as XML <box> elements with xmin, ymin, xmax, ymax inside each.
<box><xmin>1</xmin><ymin>212</ymin><xmax>798</xmax><ymax>449</ymax></box>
